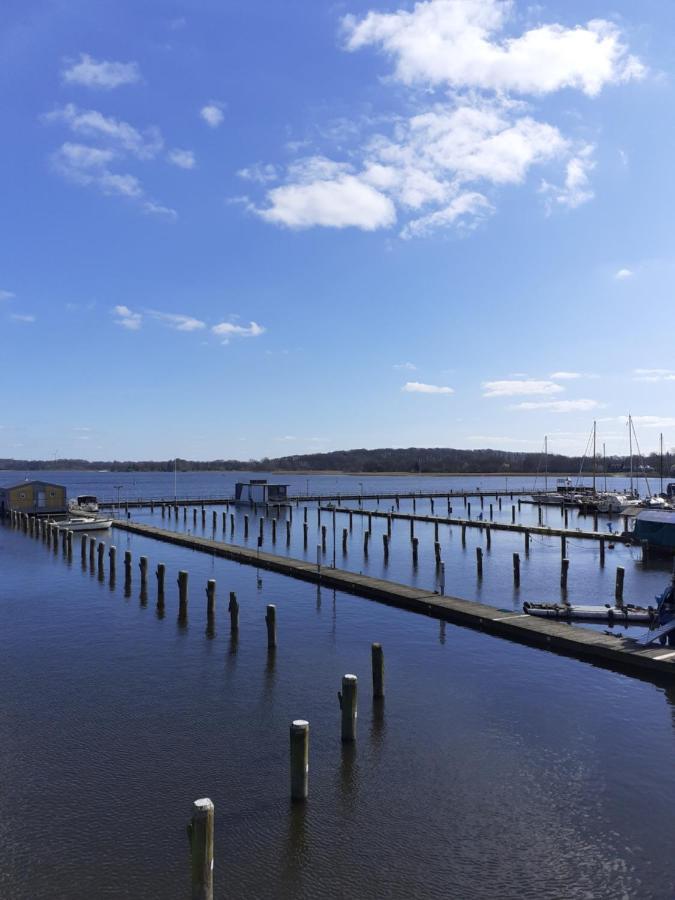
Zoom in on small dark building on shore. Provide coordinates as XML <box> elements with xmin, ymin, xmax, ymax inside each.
<box><xmin>0</xmin><ymin>480</ymin><xmax>67</xmax><ymax>516</ymax></box>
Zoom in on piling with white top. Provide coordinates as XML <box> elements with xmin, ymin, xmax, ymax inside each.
<box><xmin>290</xmin><ymin>720</ymin><xmax>309</xmax><ymax>802</ymax></box>
<box><xmin>187</xmin><ymin>798</ymin><xmax>214</xmax><ymax>900</ymax></box>
<box><xmin>338</xmin><ymin>674</ymin><xmax>358</xmax><ymax>742</ymax></box>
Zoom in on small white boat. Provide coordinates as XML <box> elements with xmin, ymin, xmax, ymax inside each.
<box><xmin>523</xmin><ymin>601</ymin><xmax>655</xmax><ymax>624</ymax></box>
<box><xmin>54</xmin><ymin>516</ymin><xmax>112</xmax><ymax>532</ymax></box>
<box><xmin>68</xmin><ymin>495</ymin><xmax>100</xmax><ymax>517</ymax></box>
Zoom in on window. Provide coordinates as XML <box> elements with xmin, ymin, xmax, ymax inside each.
<box><xmin>19</xmin><ymin>492</ymin><xmax>26</xmax><ymax>499</ymax></box>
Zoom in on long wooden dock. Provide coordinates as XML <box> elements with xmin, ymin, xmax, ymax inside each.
<box><xmin>98</xmin><ymin>488</ymin><xmax>539</xmax><ymax>510</ymax></box>
<box><xmin>111</xmin><ymin>520</ymin><xmax>673</xmax><ymax>680</ymax></box>
<box><xmin>321</xmin><ymin>506</ymin><xmax>630</xmax><ymax>544</ymax></box>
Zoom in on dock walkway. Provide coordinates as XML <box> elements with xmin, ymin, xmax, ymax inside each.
<box><xmin>112</xmin><ymin>520</ymin><xmax>671</xmax><ymax>680</ymax></box>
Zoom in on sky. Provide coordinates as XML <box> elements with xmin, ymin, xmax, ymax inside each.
<box><xmin>1</xmin><ymin>0</ymin><xmax>674</xmax><ymax>461</ymax></box>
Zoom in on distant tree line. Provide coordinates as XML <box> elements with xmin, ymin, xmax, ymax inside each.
<box><xmin>1</xmin><ymin>446</ymin><xmax>674</xmax><ymax>476</ymax></box>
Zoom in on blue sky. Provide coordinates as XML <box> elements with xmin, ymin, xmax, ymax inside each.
<box><xmin>1</xmin><ymin>0</ymin><xmax>674</xmax><ymax>460</ymax></box>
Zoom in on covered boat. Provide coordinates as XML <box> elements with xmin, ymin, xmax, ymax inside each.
<box><xmin>632</xmin><ymin>509</ymin><xmax>675</xmax><ymax>552</ymax></box>
<box><xmin>68</xmin><ymin>495</ymin><xmax>100</xmax><ymax>517</ymax></box>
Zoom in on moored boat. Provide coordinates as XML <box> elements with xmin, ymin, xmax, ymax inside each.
<box><xmin>54</xmin><ymin>516</ymin><xmax>112</xmax><ymax>532</ymax></box>
<box><xmin>68</xmin><ymin>495</ymin><xmax>100</xmax><ymax>517</ymax></box>
<box><xmin>523</xmin><ymin>601</ymin><xmax>655</xmax><ymax>624</ymax></box>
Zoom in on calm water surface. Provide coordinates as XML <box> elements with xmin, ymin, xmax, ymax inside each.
<box><xmin>1</xmin><ymin>472</ymin><xmax>675</xmax><ymax>898</ymax></box>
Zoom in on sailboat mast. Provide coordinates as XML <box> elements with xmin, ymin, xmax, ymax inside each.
<box><xmin>661</xmin><ymin>432</ymin><xmax>664</xmax><ymax>495</ymax></box>
<box><xmin>544</xmin><ymin>435</ymin><xmax>548</xmax><ymax>492</ymax></box>
<box><xmin>629</xmin><ymin>415</ymin><xmax>634</xmax><ymax>494</ymax></box>
<box><xmin>603</xmin><ymin>442</ymin><xmax>607</xmax><ymax>492</ymax></box>
<box><xmin>592</xmin><ymin>420</ymin><xmax>597</xmax><ymax>493</ymax></box>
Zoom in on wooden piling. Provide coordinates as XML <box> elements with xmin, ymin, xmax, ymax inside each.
<box><xmin>139</xmin><ymin>555</ymin><xmax>148</xmax><ymax>589</ymax></box>
<box><xmin>89</xmin><ymin>536</ymin><xmax>96</xmax><ymax>567</ymax></box>
<box><xmin>561</xmin><ymin>535</ymin><xmax>567</xmax><ymax>557</ymax></box>
<box><xmin>561</xmin><ymin>558</ymin><xmax>569</xmax><ymax>590</ymax></box>
<box><xmin>201</xmin><ymin>509</ymin><xmax>206</xmax><ymax>527</ymax></box>
<box><xmin>511</xmin><ymin>505</ymin><xmax>516</xmax><ymax>524</ymax></box>
<box><xmin>476</xmin><ymin>546</ymin><xmax>483</xmax><ymax>579</ymax></box>
<box><xmin>81</xmin><ymin>534</ymin><xmax>88</xmax><ymax>564</ymax></box>
<box><xmin>412</xmin><ymin>536</ymin><xmax>419</xmax><ymax>564</ymax></box>
<box><xmin>244</xmin><ymin>515</ymin><xmax>249</xmax><ymax>538</ymax></box>
<box><xmin>615</xmin><ymin>566</ymin><xmax>625</xmax><ymax>605</ymax></box>
<box><xmin>409</xmin><ymin>519</ymin><xmax>414</xmax><ymax>540</ymax></box>
<box><xmin>97</xmin><ymin>541</ymin><xmax>105</xmax><ymax>574</ymax></box>
<box><xmin>156</xmin><ymin>563</ymin><xmax>165</xmax><ymax>607</ymax></box>
<box><xmin>382</xmin><ymin>533</ymin><xmax>389</xmax><ymax>559</ymax></box>
<box><xmin>265</xmin><ymin>604</ymin><xmax>277</xmax><ymax>649</ymax></box>
<box><xmin>124</xmin><ymin>550</ymin><xmax>132</xmax><ymax>583</ymax></box>
<box><xmin>108</xmin><ymin>545</ymin><xmax>116</xmax><ymax>575</ymax></box>
<box><xmin>178</xmin><ymin>571</ymin><xmax>188</xmax><ymax>620</ymax></box>
<box><xmin>338</xmin><ymin>674</ymin><xmax>358</xmax><ymax>742</ymax></box>
<box><xmin>513</xmin><ymin>552</ymin><xmax>520</xmax><ymax>586</ymax></box>
<box><xmin>230</xmin><ymin>513</ymin><xmax>235</xmax><ymax>533</ymax></box>
<box><xmin>321</xmin><ymin>525</ymin><xmax>327</xmax><ymax>551</ymax></box>
<box><xmin>372</xmin><ymin>643</ymin><xmax>385</xmax><ymax>698</ymax></box>
<box><xmin>486</xmin><ymin>526</ymin><xmax>491</xmax><ymax>550</ymax></box>
<box><xmin>193</xmin><ymin>508</ymin><xmax>197</xmax><ymax>525</ymax></box>
<box><xmin>461</xmin><ymin>524</ymin><xmax>466</xmax><ymax>547</ymax></box>
<box><xmin>490</xmin><ymin>503</ymin><xmax>493</xmax><ymax>521</ymax></box>
<box><xmin>206</xmin><ymin>579</ymin><xmax>216</xmax><ymax>622</ymax></box>
<box><xmin>303</xmin><ymin>522</ymin><xmax>308</xmax><ymax>547</ymax></box>
<box><xmin>228</xmin><ymin>591</ymin><xmax>239</xmax><ymax>632</ymax></box>
<box><xmin>434</xmin><ymin>541</ymin><xmax>441</xmax><ymax>564</ymax></box>
<box><xmin>212</xmin><ymin>510</ymin><xmax>217</xmax><ymax>530</ymax></box>
<box><xmin>187</xmin><ymin>798</ymin><xmax>214</xmax><ymax>900</ymax></box>
<box><xmin>599</xmin><ymin>538</ymin><xmax>605</xmax><ymax>567</ymax></box>
<box><xmin>467</xmin><ymin>502</ymin><xmax>471</xmax><ymax>519</ymax></box>
<box><xmin>290</xmin><ymin>720</ymin><xmax>309</xmax><ymax>802</ymax></box>
<box><xmin>272</xmin><ymin>519</ymin><xmax>277</xmax><ymax>542</ymax></box>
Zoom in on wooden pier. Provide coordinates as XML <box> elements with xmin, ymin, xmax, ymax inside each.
<box><xmin>321</xmin><ymin>506</ymin><xmax>630</xmax><ymax>544</ymax></box>
<box><xmin>111</xmin><ymin>520</ymin><xmax>674</xmax><ymax>680</ymax></box>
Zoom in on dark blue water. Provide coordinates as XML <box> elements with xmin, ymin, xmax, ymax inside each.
<box><xmin>2</xmin><ymin>472</ymin><xmax>675</xmax><ymax>898</ymax></box>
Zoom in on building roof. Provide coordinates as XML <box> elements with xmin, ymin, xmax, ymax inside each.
<box><xmin>1</xmin><ymin>480</ymin><xmax>65</xmax><ymax>491</ymax></box>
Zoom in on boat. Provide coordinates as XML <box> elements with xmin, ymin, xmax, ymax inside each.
<box><xmin>68</xmin><ymin>495</ymin><xmax>100</xmax><ymax>517</ymax></box>
<box><xmin>632</xmin><ymin>509</ymin><xmax>675</xmax><ymax>552</ymax></box>
<box><xmin>523</xmin><ymin>600</ymin><xmax>655</xmax><ymax>624</ymax></box>
<box><xmin>54</xmin><ymin>516</ymin><xmax>112</xmax><ymax>532</ymax></box>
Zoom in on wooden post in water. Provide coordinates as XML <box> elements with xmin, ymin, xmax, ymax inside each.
<box><xmin>259</xmin><ymin>517</ymin><xmax>264</xmax><ymax>543</ymax></box>
<box><xmin>285</xmin><ymin>520</ymin><xmax>291</xmax><ymax>545</ymax></box>
<box><xmin>561</xmin><ymin>558</ymin><xmax>569</xmax><ymax>590</ymax></box>
<box><xmin>513</xmin><ymin>552</ymin><xmax>520</xmax><ymax>586</ymax></box>
<box><xmin>489</xmin><ymin>503</ymin><xmax>494</xmax><ymax>521</ymax></box>
<box><xmin>290</xmin><ymin>720</ymin><xmax>309</xmax><ymax>801</ymax></box>
<box><xmin>201</xmin><ymin>509</ymin><xmax>206</xmax><ymax>527</ymax></box>
<box><xmin>206</xmin><ymin>579</ymin><xmax>216</xmax><ymax>626</ymax></box>
<box><xmin>434</xmin><ymin>541</ymin><xmax>441</xmax><ymax>564</ymax></box>
<box><xmin>524</xmin><ymin>531</ymin><xmax>530</xmax><ymax>554</ymax></box>
<box><xmin>139</xmin><ymin>555</ymin><xmax>148</xmax><ymax>592</ymax></box>
<box><xmin>615</xmin><ymin>566</ymin><xmax>625</xmax><ymax>606</ymax></box>
<box><xmin>561</xmin><ymin>535</ymin><xmax>566</xmax><ymax>558</ymax></box>
<box><xmin>230</xmin><ymin>513</ymin><xmax>235</xmax><ymax>534</ymax></box>
<box><xmin>178</xmin><ymin>571</ymin><xmax>188</xmax><ymax>621</ymax></box>
<box><xmin>108</xmin><ymin>545</ymin><xmax>116</xmax><ymax>577</ymax></box>
<box><xmin>599</xmin><ymin>538</ymin><xmax>605</xmax><ymax>567</ymax></box>
<box><xmin>228</xmin><ymin>591</ymin><xmax>239</xmax><ymax>632</ymax></box>
<box><xmin>363</xmin><ymin>530</ymin><xmax>370</xmax><ymax>555</ymax></box>
<box><xmin>538</xmin><ymin>506</ymin><xmax>543</xmax><ymax>526</ymax></box>
<box><xmin>321</xmin><ymin>525</ymin><xmax>327</xmax><ymax>551</ymax></box>
<box><xmin>187</xmin><ymin>798</ymin><xmax>214</xmax><ymax>900</ymax></box>
<box><xmin>212</xmin><ymin>510</ymin><xmax>217</xmax><ymax>531</ymax></box>
<box><xmin>161</xmin><ymin>505</ymin><xmax>166</xmax><ymax>519</ymax></box>
<box><xmin>193</xmin><ymin>508</ymin><xmax>197</xmax><ymax>526</ymax></box>
<box><xmin>244</xmin><ymin>515</ymin><xmax>249</xmax><ymax>538</ymax></box>
<box><xmin>412</xmin><ymin>536</ymin><xmax>419</xmax><ymax>565</ymax></box>
<box><xmin>97</xmin><ymin>541</ymin><xmax>105</xmax><ymax>576</ymax></box>
<box><xmin>265</xmin><ymin>604</ymin><xmax>277</xmax><ymax>649</ymax></box>
<box><xmin>593</xmin><ymin>512</ymin><xmax>599</xmax><ymax>532</ymax></box>
<box><xmin>461</xmin><ymin>524</ymin><xmax>466</xmax><ymax>547</ymax></box>
<box><xmin>511</xmin><ymin>505</ymin><xmax>516</xmax><ymax>524</ymax></box>
<box><xmin>486</xmin><ymin>526</ymin><xmax>491</xmax><ymax>550</ymax></box>
<box><xmin>272</xmin><ymin>519</ymin><xmax>277</xmax><ymax>542</ymax></box>
<box><xmin>81</xmin><ymin>534</ymin><xmax>88</xmax><ymax>564</ymax></box>
<box><xmin>303</xmin><ymin>522</ymin><xmax>308</xmax><ymax>548</ymax></box>
<box><xmin>498</xmin><ymin>497</ymin><xmax>502</xmax><ymax>510</ymax></box>
<box><xmin>467</xmin><ymin>502</ymin><xmax>471</xmax><ymax>519</ymax></box>
<box><xmin>382</xmin><ymin>533</ymin><xmax>389</xmax><ymax>560</ymax></box>
<box><xmin>409</xmin><ymin>519</ymin><xmax>414</xmax><ymax>541</ymax></box>
<box><xmin>349</xmin><ymin>511</ymin><xmax>353</xmax><ymax>532</ymax></box>
<box><xmin>155</xmin><ymin>563</ymin><xmax>165</xmax><ymax>606</ymax></box>
<box><xmin>476</xmin><ymin>546</ymin><xmax>483</xmax><ymax>579</ymax></box>
<box><xmin>372</xmin><ymin>643</ymin><xmax>385</xmax><ymax>698</ymax></box>
<box><xmin>564</xmin><ymin>509</ymin><xmax>569</xmax><ymax>528</ymax></box>
<box><xmin>124</xmin><ymin>550</ymin><xmax>132</xmax><ymax>585</ymax></box>
<box><xmin>338</xmin><ymin>674</ymin><xmax>358</xmax><ymax>742</ymax></box>
<box><xmin>66</xmin><ymin>530</ymin><xmax>73</xmax><ymax>557</ymax></box>
<box><xmin>89</xmin><ymin>536</ymin><xmax>96</xmax><ymax>567</ymax></box>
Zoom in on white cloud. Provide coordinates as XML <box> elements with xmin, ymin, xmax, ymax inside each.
<box><xmin>633</xmin><ymin>368</ymin><xmax>675</xmax><ymax>383</ymax></box>
<box><xmin>113</xmin><ymin>305</ymin><xmax>142</xmax><ymax>330</ymax></box>
<box><xmin>513</xmin><ymin>399</ymin><xmax>600</xmax><ymax>412</ymax></box>
<box><xmin>0</xmin><ymin>290</ymin><xmax>15</xmax><ymax>301</ymax></box>
<box><xmin>615</xmin><ymin>267</ymin><xmax>633</xmax><ymax>280</ymax></box>
<box><xmin>255</xmin><ymin>173</ymin><xmax>396</xmax><ymax>230</ymax></box>
<box><xmin>211</xmin><ymin>320</ymin><xmax>265</xmax><ymax>344</ymax></box>
<box><xmin>631</xmin><ymin>416</ymin><xmax>675</xmax><ymax>428</ymax></box>
<box><xmin>148</xmin><ymin>311</ymin><xmax>206</xmax><ymax>332</ymax></box>
<box><xmin>44</xmin><ymin>104</ymin><xmax>162</xmax><ymax>159</ymax></box>
<box><xmin>141</xmin><ymin>201</ymin><xmax>178</xmax><ymax>221</ymax></box>
<box><xmin>393</xmin><ymin>362</ymin><xmax>417</xmax><ymax>370</ymax></box>
<box><xmin>237</xmin><ymin>163</ymin><xmax>279</xmax><ymax>183</ymax></box>
<box><xmin>167</xmin><ymin>148</ymin><xmax>196</xmax><ymax>169</ymax></box>
<box><xmin>200</xmin><ymin>104</ymin><xmax>224</xmax><ymax>128</ymax></box>
<box><xmin>401</xmin><ymin>191</ymin><xmax>492</xmax><ymax>238</ymax></box>
<box><xmin>540</xmin><ymin>144</ymin><xmax>595</xmax><ymax>210</ymax></box>
<box><xmin>550</xmin><ymin>371</ymin><xmax>581</xmax><ymax>380</ymax></box>
<box><xmin>62</xmin><ymin>54</ymin><xmax>140</xmax><ymax>90</ymax></box>
<box><xmin>342</xmin><ymin>0</ymin><xmax>644</xmax><ymax>96</ymax></box>
<box><xmin>482</xmin><ymin>379</ymin><xmax>564</xmax><ymax>397</ymax></box>
<box><xmin>402</xmin><ymin>381</ymin><xmax>454</xmax><ymax>394</ymax></box>
<box><xmin>9</xmin><ymin>313</ymin><xmax>35</xmax><ymax>323</ymax></box>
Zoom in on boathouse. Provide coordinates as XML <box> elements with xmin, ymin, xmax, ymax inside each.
<box><xmin>0</xmin><ymin>480</ymin><xmax>67</xmax><ymax>517</ymax></box>
<box><xmin>234</xmin><ymin>479</ymin><xmax>289</xmax><ymax>505</ymax></box>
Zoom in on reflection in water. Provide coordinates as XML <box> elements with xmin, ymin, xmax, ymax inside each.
<box><xmin>283</xmin><ymin>799</ymin><xmax>310</xmax><ymax>892</ymax></box>
<box><xmin>262</xmin><ymin>647</ymin><xmax>276</xmax><ymax>700</ymax></box>
<box><xmin>439</xmin><ymin>620</ymin><xmax>446</xmax><ymax>645</ymax></box>
<box><xmin>139</xmin><ymin>586</ymin><xmax>148</xmax><ymax>606</ymax></box>
<box><xmin>370</xmin><ymin>697</ymin><xmax>386</xmax><ymax>752</ymax></box>
<box><xmin>109</xmin><ymin>572</ymin><xmax>116</xmax><ymax>593</ymax></box>
<box><xmin>339</xmin><ymin>742</ymin><xmax>359</xmax><ymax>812</ymax></box>
<box><xmin>124</xmin><ymin>577</ymin><xmax>131</xmax><ymax>599</ymax></box>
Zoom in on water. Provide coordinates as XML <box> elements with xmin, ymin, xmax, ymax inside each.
<box><xmin>2</xmin><ymin>472</ymin><xmax>675</xmax><ymax>898</ymax></box>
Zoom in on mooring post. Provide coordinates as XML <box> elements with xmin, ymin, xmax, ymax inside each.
<box><xmin>61</xmin><ymin>527</ymin><xmax>67</xmax><ymax>554</ymax></box>
<box><xmin>513</xmin><ymin>552</ymin><xmax>520</xmax><ymax>586</ymax></box>
<box><xmin>66</xmin><ymin>530</ymin><xmax>73</xmax><ymax>557</ymax></box>
<box><xmin>183</xmin><ymin>507</ymin><xmax>187</xmax><ymax>523</ymax></box>
<box><xmin>187</xmin><ymin>798</ymin><xmax>214</xmax><ymax>900</ymax></box>
<box><xmin>434</xmin><ymin>541</ymin><xmax>441</xmax><ymax>564</ymax></box>
<box><xmin>412</xmin><ymin>536</ymin><xmax>419</xmax><ymax>564</ymax></box>
<box><xmin>476</xmin><ymin>546</ymin><xmax>483</xmax><ymax>579</ymax></box>
<box><xmin>593</xmin><ymin>512</ymin><xmax>599</xmax><ymax>532</ymax></box>
<box><xmin>193</xmin><ymin>508</ymin><xmax>197</xmax><ymax>526</ymax></box>
<box><xmin>524</xmin><ymin>530</ymin><xmax>530</xmax><ymax>554</ymax></box>
<box><xmin>486</xmin><ymin>525</ymin><xmax>491</xmax><ymax>550</ymax></box>
<box><xmin>434</xmin><ymin>521</ymin><xmax>439</xmax><ymax>541</ymax></box>
<box><xmin>498</xmin><ymin>497</ymin><xmax>502</xmax><ymax>511</ymax></box>
<box><xmin>561</xmin><ymin>557</ymin><xmax>569</xmax><ymax>590</ymax></box>
<box><xmin>228</xmin><ymin>591</ymin><xmax>239</xmax><ymax>632</ymax></box>
<box><xmin>564</xmin><ymin>508</ymin><xmax>569</xmax><ymax>528</ymax></box>
<box><xmin>89</xmin><ymin>536</ymin><xmax>96</xmax><ymax>567</ymax></box>
<box><xmin>349</xmin><ymin>511</ymin><xmax>353</xmax><ymax>532</ymax></box>
<box><xmin>81</xmin><ymin>534</ymin><xmax>88</xmax><ymax>564</ymax></box>
<box><xmin>303</xmin><ymin>522</ymin><xmax>308</xmax><ymax>547</ymax></box>
<box><xmin>161</xmin><ymin>505</ymin><xmax>166</xmax><ymax>519</ymax></box>
<box><xmin>124</xmin><ymin>550</ymin><xmax>132</xmax><ymax>584</ymax></box>
<box><xmin>265</xmin><ymin>604</ymin><xmax>277</xmax><ymax>649</ymax></box>
<box><xmin>286</xmin><ymin>520</ymin><xmax>291</xmax><ymax>544</ymax></box>
<box><xmin>259</xmin><ymin>517</ymin><xmax>264</xmax><ymax>543</ymax></box>
<box><xmin>178</xmin><ymin>571</ymin><xmax>188</xmax><ymax>621</ymax></box>
<box><xmin>363</xmin><ymin>530</ymin><xmax>370</xmax><ymax>555</ymax></box>
<box><xmin>489</xmin><ymin>503</ymin><xmax>493</xmax><ymax>521</ymax></box>
<box><xmin>321</xmin><ymin>524</ymin><xmax>327</xmax><ymax>551</ymax></box>
<box><xmin>599</xmin><ymin>538</ymin><xmax>605</xmax><ymax>567</ymax></box>
<box><xmin>139</xmin><ymin>555</ymin><xmax>148</xmax><ymax>591</ymax></box>
<box><xmin>561</xmin><ymin>535</ymin><xmax>567</xmax><ymax>557</ymax></box>
<box><xmin>409</xmin><ymin>519</ymin><xmax>414</xmax><ymax>541</ymax></box>
<box><xmin>156</xmin><ymin>563</ymin><xmax>165</xmax><ymax>608</ymax></box>
<box><xmin>371</xmin><ymin>643</ymin><xmax>385</xmax><ymax>698</ymax></box>
<box><xmin>290</xmin><ymin>720</ymin><xmax>309</xmax><ymax>801</ymax></box>
<box><xmin>615</xmin><ymin>566</ymin><xmax>625</xmax><ymax>605</ymax></box>
<box><xmin>511</xmin><ymin>505</ymin><xmax>516</xmax><ymax>524</ymax></box>
<box><xmin>206</xmin><ymin>579</ymin><xmax>216</xmax><ymax>624</ymax></box>
<box><xmin>230</xmin><ymin>513</ymin><xmax>235</xmax><ymax>533</ymax></box>
<box><xmin>440</xmin><ymin>561</ymin><xmax>446</xmax><ymax>594</ymax></box>
<box><xmin>338</xmin><ymin>674</ymin><xmax>358</xmax><ymax>742</ymax></box>
<box><xmin>461</xmin><ymin>524</ymin><xmax>466</xmax><ymax>547</ymax></box>
<box><xmin>467</xmin><ymin>501</ymin><xmax>471</xmax><ymax>519</ymax></box>
<box><xmin>212</xmin><ymin>510</ymin><xmax>217</xmax><ymax>531</ymax></box>
<box><xmin>272</xmin><ymin>519</ymin><xmax>277</xmax><ymax>542</ymax></box>
<box><xmin>97</xmin><ymin>541</ymin><xmax>105</xmax><ymax>576</ymax></box>
<box><xmin>303</xmin><ymin>506</ymin><xmax>308</xmax><ymax>523</ymax></box>
<box><xmin>244</xmin><ymin>515</ymin><xmax>249</xmax><ymax>538</ymax></box>
<box><xmin>382</xmin><ymin>533</ymin><xmax>389</xmax><ymax>559</ymax></box>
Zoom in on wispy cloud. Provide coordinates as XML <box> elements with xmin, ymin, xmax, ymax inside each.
<box><xmin>237</xmin><ymin>163</ymin><xmax>279</xmax><ymax>183</ymax></box>
<box><xmin>631</xmin><ymin>416</ymin><xmax>675</xmax><ymax>428</ymax></box>
<box><xmin>633</xmin><ymin>368</ymin><xmax>675</xmax><ymax>382</ymax></box>
<box><xmin>200</xmin><ymin>103</ymin><xmax>225</xmax><ymax>128</ymax></box>
<box><xmin>148</xmin><ymin>311</ymin><xmax>206</xmax><ymax>332</ymax></box>
<box><xmin>62</xmin><ymin>54</ymin><xmax>140</xmax><ymax>90</ymax></box>
<box><xmin>113</xmin><ymin>305</ymin><xmax>142</xmax><ymax>330</ymax></box>
<box><xmin>402</xmin><ymin>381</ymin><xmax>454</xmax><ymax>394</ymax></box>
<box><xmin>615</xmin><ymin>268</ymin><xmax>633</xmax><ymax>280</ymax></box>
<box><xmin>0</xmin><ymin>289</ymin><xmax>15</xmax><ymax>301</ymax></box>
<box><xmin>393</xmin><ymin>362</ymin><xmax>417</xmax><ymax>371</ymax></box>
<box><xmin>45</xmin><ymin>104</ymin><xmax>162</xmax><ymax>159</ymax></box>
<box><xmin>9</xmin><ymin>313</ymin><xmax>35</xmax><ymax>323</ymax></box>
<box><xmin>211</xmin><ymin>320</ymin><xmax>265</xmax><ymax>344</ymax></box>
<box><xmin>550</xmin><ymin>371</ymin><xmax>581</xmax><ymax>380</ymax></box>
<box><xmin>167</xmin><ymin>148</ymin><xmax>196</xmax><ymax>169</ymax></box>
<box><xmin>483</xmin><ymin>379</ymin><xmax>563</xmax><ymax>398</ymax></box>
<box><xmin>513</xmin><ymin>399</ymin><xmax>600</xmax><ymax>412</ymax></box>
